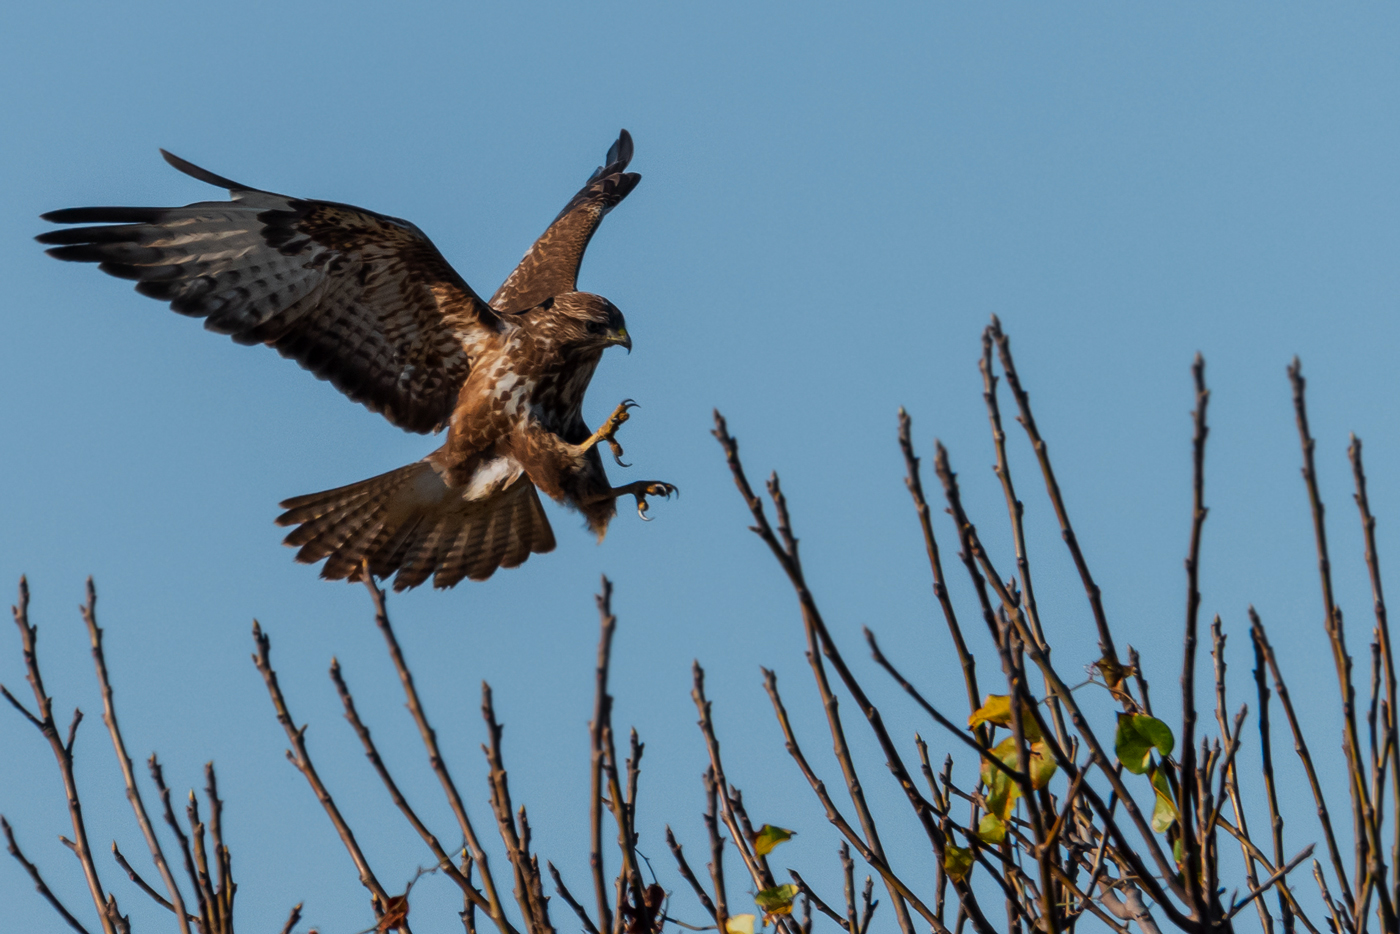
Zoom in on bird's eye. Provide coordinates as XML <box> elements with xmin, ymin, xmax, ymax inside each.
<box><xmin>586</xmin><ymin>321</ymin><xmax>604</xmax><ymax>334</ymax></box>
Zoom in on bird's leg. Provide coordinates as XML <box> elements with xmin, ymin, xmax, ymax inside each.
<box><xmin>604</xmin><ymin>480</ymin><xmax>679</xmax><ymax>521</ymax></box>
<box><xmin>576</xmin><ymin>399</ymin><xmax>638</xmax><ymax>466</ymax></box>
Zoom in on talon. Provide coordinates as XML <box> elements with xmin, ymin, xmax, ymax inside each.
<box><xmin>585</xmin><ymin>398</ymin><xmax>642</xmax><ymax>464</ymax></box>
<box><xmin>636</xmin><ymin>497</ymin><xmax>652</xmax><ymax>521</ymax></box>
<box><xmin>608</xmin><ymin>438</ymin><xmax>631</xmax><ymax>468</ymax></box>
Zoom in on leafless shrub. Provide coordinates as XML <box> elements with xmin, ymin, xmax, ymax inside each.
<box><xmin>6</xmin><ymin>320</ymin><xmax>1397</xmax><ymax>932</ymax></box>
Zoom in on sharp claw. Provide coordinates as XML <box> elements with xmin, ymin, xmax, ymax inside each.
<box><xmin>636</xmin><ymin>497</ymin><xmax>652</xmax><ymax>521</ymax></box>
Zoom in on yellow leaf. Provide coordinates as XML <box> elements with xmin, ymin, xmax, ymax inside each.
<box><xmin>725</xmin><ymin>914</ymin><xmax>756</xmax><ymax>934</ymax></box>
<box><xmin>969</xmin><ymin>694</ymin><xmax>1013</xmax><ymax>729</ymax></box>
<box><xmin>1027</xmin><ymin>740</ymin><xmax>1058</xmax><ymax>790</ymax></box>
<box><xmin>968</xmin><ymin>695</ymin><xmax>1042</xmax><ymax>741</ymax></box>
<box><xmin>943</xmin><ymin>845</ymin><xmax>974</xmax><ymax>883</ymax></box>
<box><xmin>752</xmin><ymin>824</ymin><xmax>795</xmax><ymax>857</ymax></box>
<box><xmin>1095</xmin><ymin>656</ymin><xmax>1135</xmax><ymax>690</ymax></box>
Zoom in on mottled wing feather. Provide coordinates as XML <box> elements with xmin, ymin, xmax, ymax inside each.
<box><xmin>38</xmin><ymin>152</ymin><xmax>499</xmax><ymax>434</ymax></box>
<box><xmin>277</xmin><ymin>460</ymin><xmax>556</xmax><ymax>590</ymax></box>
<box><xmin>489</xmin><ymin>129</ymin><xmax>641</xmax><ymax>314</ymax></box>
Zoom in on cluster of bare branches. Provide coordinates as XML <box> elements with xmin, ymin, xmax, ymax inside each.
<box><xmin>7</xmin><ymin>319</ymin><xmax>1400</xmax><ymax>932</ymax></box>
<box><xmin>3</xmin><ymin>580</ymin><xmax>240</xmax><ymax>934</ymax></box>
<box><xmin>697</xmin><ymin>320</ymin><xmax>1400</xmax><ymax>933</ymax></box>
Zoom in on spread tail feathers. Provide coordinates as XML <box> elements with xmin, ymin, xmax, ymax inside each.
<box><xmin>277</xmin><ymin>461</ymin><xmax>556</xmax><ymax>590</ymax></box>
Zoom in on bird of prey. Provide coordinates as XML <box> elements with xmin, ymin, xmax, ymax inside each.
<box><xmin>38</xmin><ymin>130</ymin><xmax>674</xmax><ymax>590</ymax></box>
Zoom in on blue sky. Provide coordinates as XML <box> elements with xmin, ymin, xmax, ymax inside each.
<box><xmin>4</xmin><ymin>4</ymin><xmax>1400</xmax><ymax>932</ymax></box>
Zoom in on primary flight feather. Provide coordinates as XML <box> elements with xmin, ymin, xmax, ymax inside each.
<box><xmin>39</xmin><ymin>130</ymin><xmax>674</xmax><ymax>590</ymax></box>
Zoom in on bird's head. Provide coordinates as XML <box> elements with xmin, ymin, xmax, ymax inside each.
<box><xmin>537</xmin><ymin>292</ymin><xmax>631</xmax><ymax>353</ymax></box>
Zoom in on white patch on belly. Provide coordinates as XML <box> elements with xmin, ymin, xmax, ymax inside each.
<box><xmin>463</xmin><ymin>456</ymin><xmax>525</xmax><ymax>500</ymax></box>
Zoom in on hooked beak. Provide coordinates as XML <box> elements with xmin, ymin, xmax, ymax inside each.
<box><xmin>611</xmin><ymin>327</ymin><xmax>632</xmax><ymax>353</ymax></box>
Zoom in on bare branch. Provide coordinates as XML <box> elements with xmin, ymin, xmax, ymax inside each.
<box><xmin>1290</xmin><ymin>359</ymin><xmax>1374</xmax><ymax>923</ymax></box>
<box><xmin>359</xmin><ymin>571</ymin><xmax>514</xmax><ymax>934</ymax></box>
<box><xmin>990</xmin><ymin>317</ymin><xmax>1120</xmax><ymax>667</ymax></box>
<box><xmin>665</xmin><ymin>826</ymin><xmax>716</xmax><ymax>924</ymax></box>
<box><xmin>1176</xmin><ymin>353</ymin><xmax>1210</xmax><ymax>921</ymax></box>
<box><xmin>4</xmin><ymin>814</ymin><xmax>95</xmax><ymax>934</ymax></box>
<box><xmin>788</xmin><ymin>868</ymin><xmax>851</xmax><ymax>932</ymax></box>
<box><xmin>760</xmin><ymin>666</ymin><xmax>946</xmax><ymax>932</ymax></box>
<box><xmin>251</xmin><ymin>619</ymin><xmax>389</xmax><ymax>913</ymax></box>
<box><xmin>1228</xmin><ymin>845</ymin><xmax>1316</xmax><ymax>921</ymax></box>
<box><xmin>7</xmin><ymin>577</ymin><xmax>120</xmax><ymax>934</ymax></box>
<box><xmin>329</xmin><ymin>657</ymin><xmax>482</xmax><ymax>905</ymax></box>
<box><xmin>590</xmin><ymin>577</ymin><xmax>617</xmax><ymax>934</ymax></box>
<box><xmin>279</xmin><ymin>902</ymin><xmax>304</xmax><ymax>934</ymax></box>
<box><xmin>898</xmin><ymin>408</ymin><xmax>982</xmax><ymax>721</ymax></box>
<box><xmin>547</xmin><ymin>862</ymin><xmax>599</xmax><ymax>934</ymax></box>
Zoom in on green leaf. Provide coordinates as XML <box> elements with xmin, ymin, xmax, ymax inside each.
<box><xmin>943</xmin><ymin>845</ymin><xmax>974</xmax><ymax>883</ymax></box>
<box><xmin>1149</xmin><ymin>766</ymin><xmax>1180</xmax><ymax>834</ymax></box>
<box><xmin>975</xmin><ymin>813</ymin><xmax>1007</xmax><ymax>844</ymax></box>
<box><xmin>754</xmin><ymin>884</ymin><xmax>799</xmax><ymax>917</ymax></box>
<box><xmin>982</xmin><ymin>738</ymin><xmax>1021</xmax><ymax>819</ymax></box>
<box><xmin>979</xmin><ymin>736</ymin><xmax>1056</xmax><ymax>800</ymax></box>
<box><xmin>1115</xmin><ymin>714</ymin><xmax>1175</xmax><ymax>774</ymax></box>
<box><xmin>752</xmin><ymin>824</ymin><xmax>795</xmax><ymax>857</ymax></box>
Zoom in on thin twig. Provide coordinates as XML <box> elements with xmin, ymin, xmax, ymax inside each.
<box><xmin>990</xmin><ymin>317</ymin><xmax>1120</xmax><ymax>667</ymax></box>
<box><xmin>1351</xmin><ymin>435</ymin><xmax>1400</xmax><ymax>909</ymax></box>
<box><xmin>204</xmin><ymin>764</ymin><xmax>234</xmax><ymax>933</ymax></box>
<box><xmin>1253</xmin><ymin>609</ymin><xmax>1354</xmax><ymax>923</ymax></box>
<box><xmin>279</xmin><ymin>903</ymin><xmax>304</xmax><ymax>934</ymax></box>
<box><xmin>789</xmin><ymin>869</ymin><xmax>851</xmax><ymax>932</ymax></box>
<box><xmin>548</xmin><ymin>862</ymin><xmax>599</xmax><ymax>934</ymax></box>
<box><xmin>111</xmin><ymin>842</ymin><xmax>180</xmax><ymax>916</ymax></box>
<box><xmin>933</xmin><ymin>441</ymin><xmax>1189</xmax><ymax>919</ymax></box>
<box><xmin>81</xmin><ymin>581</ymin><xmax>193</xmax><ymax>934</ymax></box>
<box><xmin>6</xmin><ymin>577</ymin><xmax>121</xmax><ymax>934</ymax></box>
<box><xmin>1228</xmin><ymin>845</ymin><xmax>1316</xmax><ymax>921</ymax></box>
<box><xmin>251</xmin><ymin>620</ymin><xmax>390</xmax><ymax>913</ymax></box>
<box><xmin>1176</xmin><ymin>354</ymin><xmax>1210</xmax><ymax>922</ymax></box>
<box><xmin>146</xmin><ymin>757</ymin><xmax>207</xmax><ymax>930</ymax></box>
<box><xmin>3</xmin><ymin>814</ymin><xmax>95</xmax><ymax>934</ymax></box>
<box><xmin>329</xmin><ymin>658</ymin><xmax>483</xmax><ymax>904</ymax></box>
<box><xmin>590</xmin><ymin>577</ymin><xmax>617</xmax><ymax>934</ymax></box>
<box><xmin>980</xmin><ymin>326</ymin><xmax>1070</xmax><ymax>750</ymax></box>
<box><xmin>360</xmin><ymin>571</ymin><xmax>514</xmax><ymax>934</ymax></box>
<box><xmin>898</xmin><ymin>408</ymin><xmax>983</xmax><ymax>722</ymax></box>
<box><xmin>481</xmin><ymin>683</ymin><xmax>554</xmax><ymax>934</ymax></box>
<box><xmin>760</xmin><ymin>666</ymin><xmax>947</xmax><ymax>932</ymax></box>
<box><xmin>714</xmin><ymin>410</ymin><xmax>982</xmax><ymax>934</ymax></box>
<box><xmin>665</xmin><ymin>826</ymin><xmax>716</xmax><ymax>924</ymax></box>
<box><xmin>690</xmin><ymin>662</ymin><xmax>795</xmax><ymax>934</ymax></box>
<box><xmin>1290</xmin><ymin>359</ymin><xmax>1371</xmax><ymax>923</ymax></box>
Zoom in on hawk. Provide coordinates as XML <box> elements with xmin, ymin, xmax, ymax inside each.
<box><xmin>38</xmin><ymin>130</ymin><xmax>674</xmax><ymax>590</ymax></box>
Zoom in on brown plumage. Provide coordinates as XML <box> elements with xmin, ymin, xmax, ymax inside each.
<box><xmin>38</xmin><ymin>131</ymin><xmax>674</xmax><ymax>589</ymax></box>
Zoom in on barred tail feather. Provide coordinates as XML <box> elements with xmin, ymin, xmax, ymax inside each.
<box><xmin>276</xmin><ymin>461</ymin><xmax>556</xmax><ymax>590</ymax></box>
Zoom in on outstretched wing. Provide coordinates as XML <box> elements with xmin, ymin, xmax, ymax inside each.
<box><xmin>489</xmin><ymin>129</ymin><xmax>641</xmax><ymax>314</ymax></box>
<box><xmin>38</xmin><ymin>151</ymin><xmax>501</xmax><ymax>434</ymax></box>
